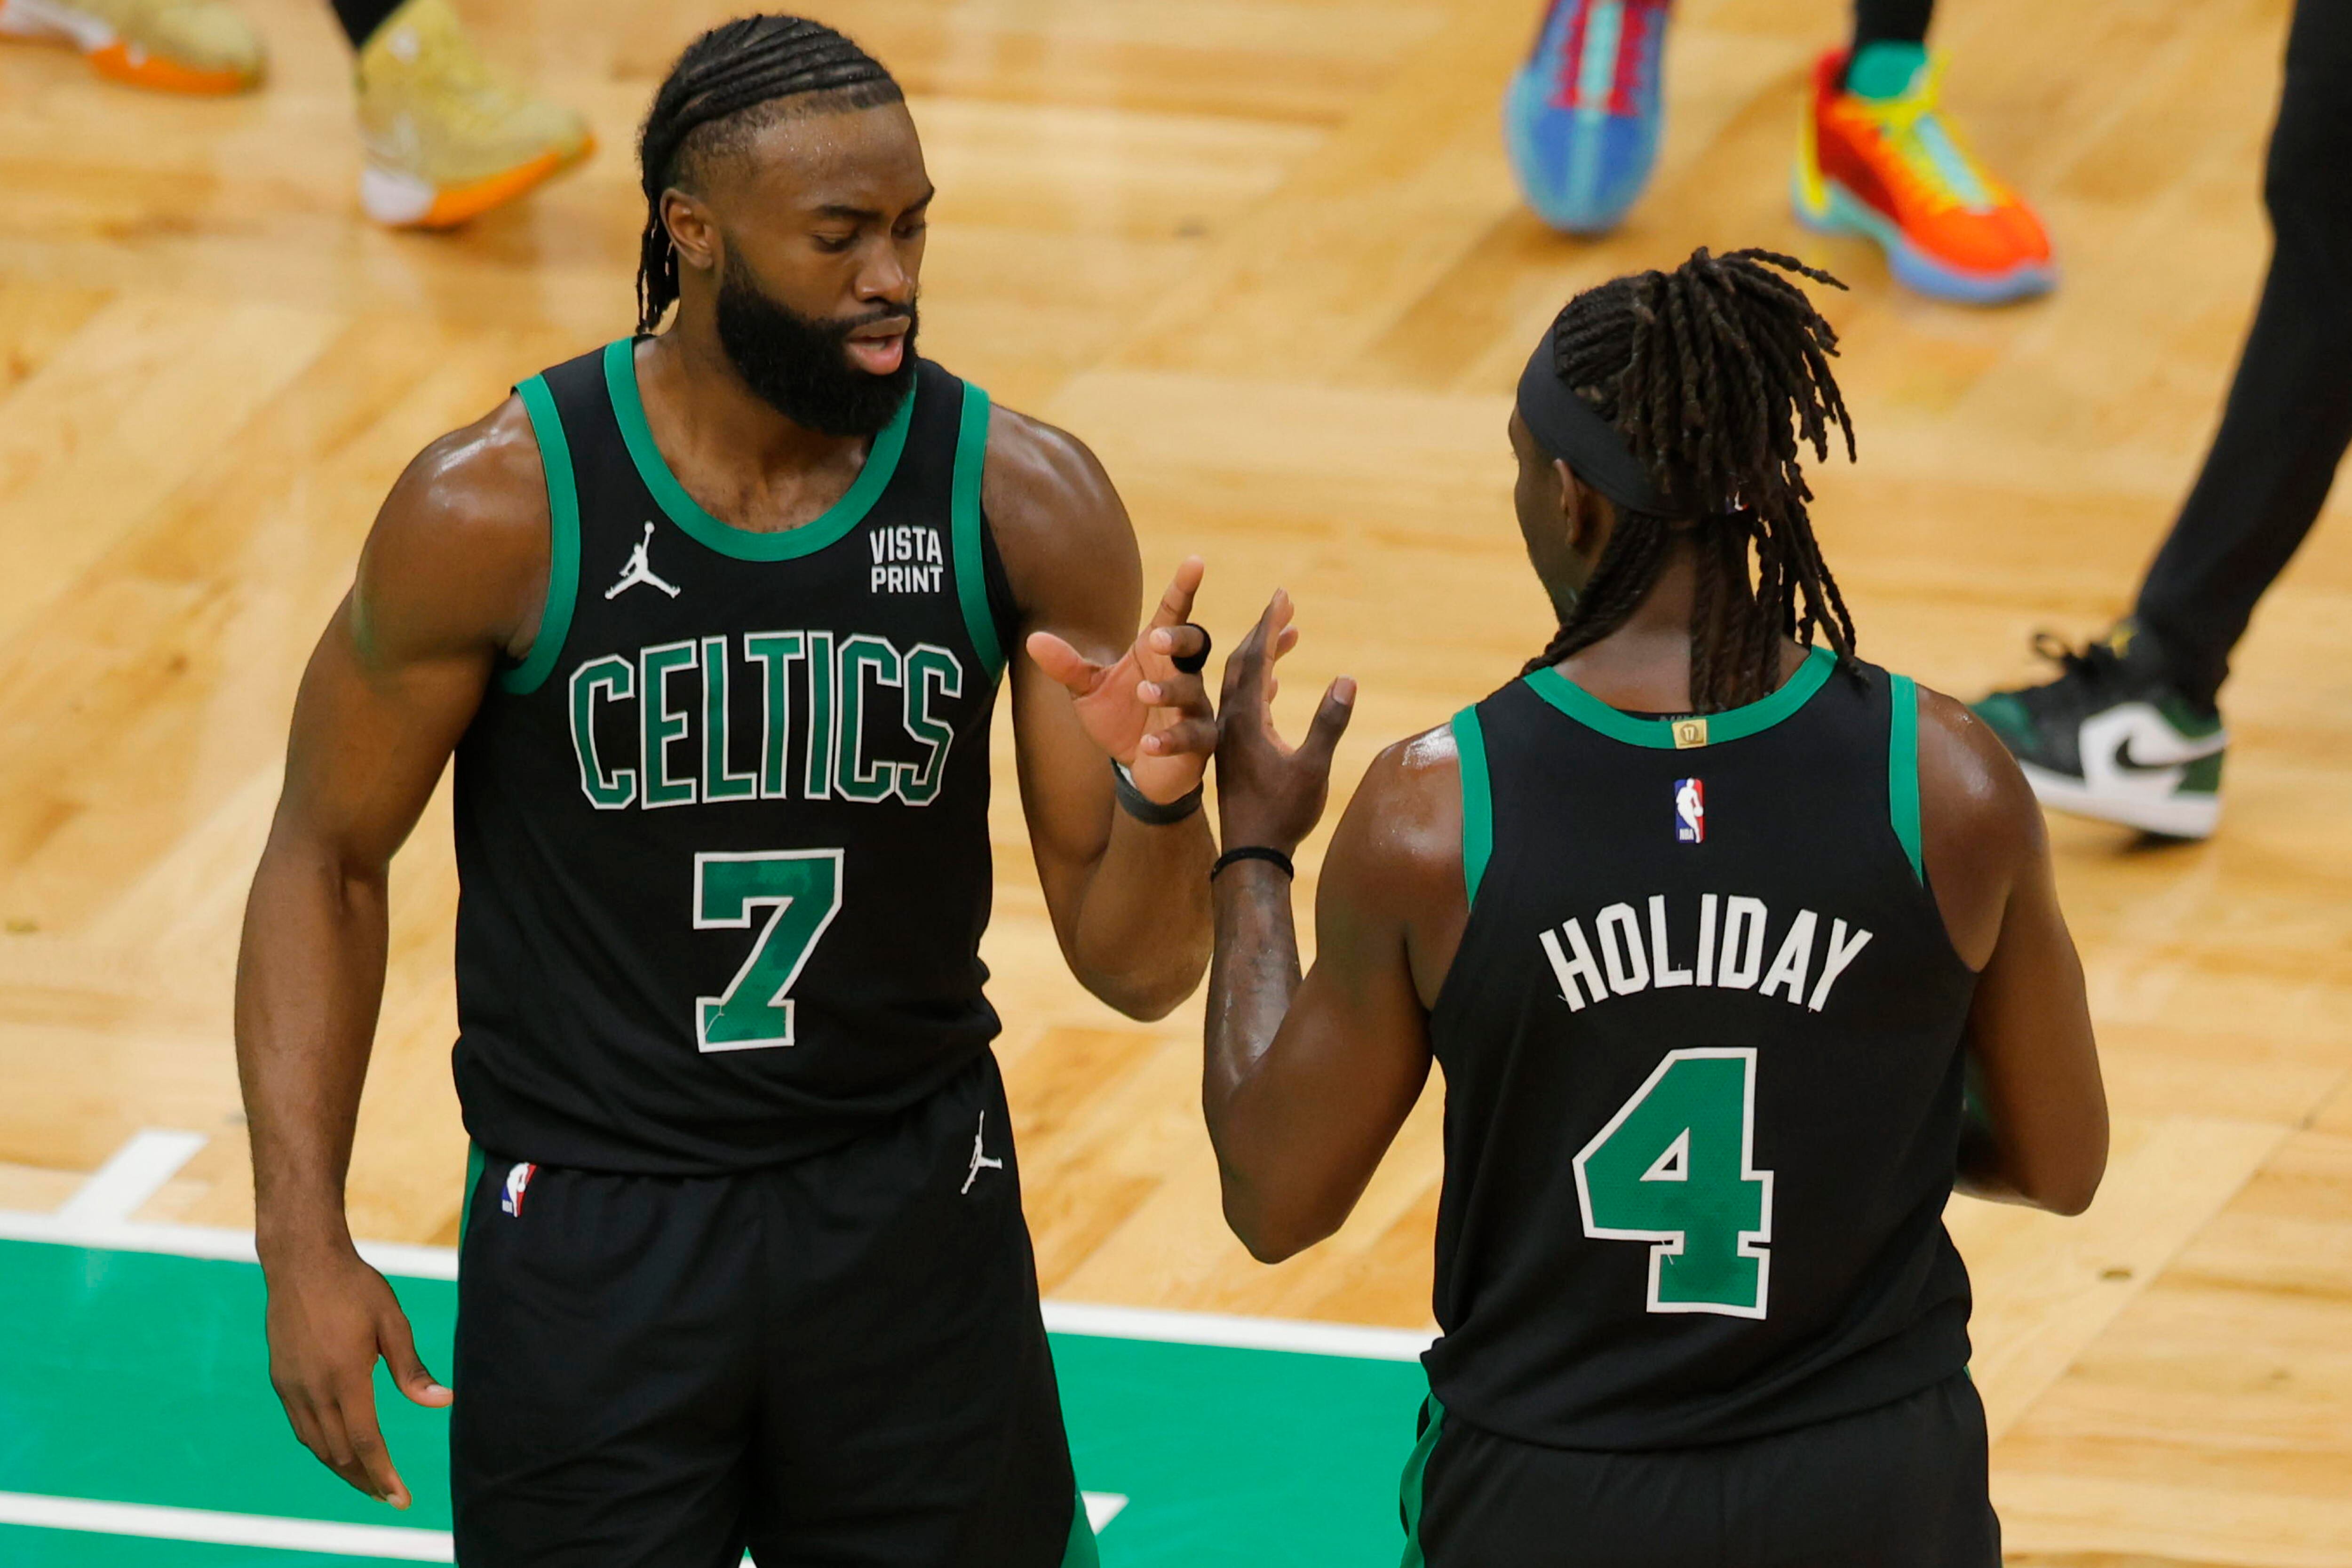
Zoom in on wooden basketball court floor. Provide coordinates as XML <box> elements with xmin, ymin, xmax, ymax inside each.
<box><xmin>0</xmin><ymin>0</ymin><xmax>2347</xmax><ymax>1561</ymax></box>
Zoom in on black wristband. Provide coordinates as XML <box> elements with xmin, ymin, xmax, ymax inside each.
<box><xmin>1212</xmin><ymin>845</ymin><xmax>1295</xmax><ymax>880</ymax></box>
<box><xmin>1111</xmin><ymin>758</ymin><xmax>1203</xmax><ymax>826</ymax></box>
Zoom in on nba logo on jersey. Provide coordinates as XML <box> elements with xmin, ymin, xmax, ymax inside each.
<box><xmin>1673</xmin><ymin>778</ymin><xmax>1705</xmax><ymax>844</ymax></box>
<box><xmin>501</xmin><ymin>1162</ymin><xmax>538</xmax><ymax>1218</ymax></box>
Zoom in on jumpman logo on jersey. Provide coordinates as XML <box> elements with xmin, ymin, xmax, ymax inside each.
<box><xmin>962</xmin><ymin>1109</ymin><xmax>1005</xmax><ymax>1194</ymax></box>
<box><xmin>605</xmin><ymin>522</ymin><xmax>681</xmax><ymax>601</ymax></box>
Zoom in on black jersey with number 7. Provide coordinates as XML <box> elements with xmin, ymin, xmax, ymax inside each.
<box><xmin>449</xmin><ymin>340</ymin><xmax>1017</xmax><ymax>1175</ymax></box>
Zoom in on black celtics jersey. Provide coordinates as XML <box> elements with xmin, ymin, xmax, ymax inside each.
<box><xmin>1422</xmin><ymin>646</ymin><xmax>1980</xmax><ymax>1450</ymax></box>
<box><xmin>449</xmin><ymin>340</ymin><xmax>1017</xmax><ymax>1174</ymax></box>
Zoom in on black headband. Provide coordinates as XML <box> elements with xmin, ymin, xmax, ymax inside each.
<box><xmin>1516</xmin><ymin>337</ymin><xmax>1677</xmax><ymax>515</ymax></box>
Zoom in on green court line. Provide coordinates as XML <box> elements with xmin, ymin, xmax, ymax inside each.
<box><xmin>0</xmin><ymin>1234</ymin><xmax>1427</xmax><ymax>1567</ymax></box>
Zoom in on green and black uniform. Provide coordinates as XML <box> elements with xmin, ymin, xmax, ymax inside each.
<box><xmin>1402</xmin><ymin>649</ymin><xmax>1996</xmax><ymax>1567</ymax></box>
<box><xmin>447</xmin><ymin>339</ymin><xmax>1092</xmax><ymax>1568</ymax></box>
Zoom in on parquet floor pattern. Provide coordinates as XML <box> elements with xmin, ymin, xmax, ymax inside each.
<box><xmin>1</xmin><ymin>0</ymin><xmax>2346</xmax><ymax>1560</ymax></box>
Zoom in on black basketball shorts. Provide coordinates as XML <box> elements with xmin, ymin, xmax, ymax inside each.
<box><xmin>1402</xmin><ymin>1374</ymin><xmax>2000</xmax><ymax>1568</ymax></box>
<box><xmin>449</xmin><ymin>1053</ymin><xmax>1094</xmax><ymax>1568</ymax></box>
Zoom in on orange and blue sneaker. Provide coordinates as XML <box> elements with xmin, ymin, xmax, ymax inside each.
<box><xmin>1506</xmin><ymin>0</ymin><xmax>1672</xmax><ymax>236</ymax></box>
<box><xmin>1793</xmin><ymin>45</ymin><xmax>2055</xmax><ymax>304</ymax></box>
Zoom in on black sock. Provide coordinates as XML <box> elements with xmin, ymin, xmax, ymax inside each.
<box><xmin>1846</xmin><ymin>0</ymin><xmax>1934</xmax><ymax>87</ymax></box>
<box><xmin>332</xmin><ymin>0</ymin><xmax>406</xmax><ymax>51</ymax></box>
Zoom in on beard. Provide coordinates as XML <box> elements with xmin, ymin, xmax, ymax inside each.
<box><xmin>715</xmin><ymin>252</ymin><xmax>918</xmax><ymax>438</ymax></box>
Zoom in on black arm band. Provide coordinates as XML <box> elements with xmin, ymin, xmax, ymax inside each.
<box><xmin>1212</xmin><ymin>845</ymin><xmax>1295</xmax><ymax>881</ymax></box>
<box><xmin>1111</xmin><ymin>759</ymin><xmax>1203</xmax><ymax>826</ymax></box>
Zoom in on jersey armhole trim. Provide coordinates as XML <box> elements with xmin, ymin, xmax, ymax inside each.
<box><xmin>950</xmin><ymin>382</ymin><xmax>1005</xmax><ymax>683</ymax></box>
<box><xmin>1889</xmin><ymin>673</ymin><xmax>1924</xmax><ymax>884</ymax></box>
<box><xmin>1450</xmin><ymin>707</ymin><xmax>1492</xmax><ymax>908</ymax></box>
<box><xmin>498</xmin><ymin>374</ymin><xmax>580</xmax><ymax>696</ymax></box>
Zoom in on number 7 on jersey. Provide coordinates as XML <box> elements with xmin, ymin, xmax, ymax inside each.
<box><xmin>1573</xmin><ymin>1047</ymin><xmax>1774</xmax><ymax>1318</ymax></box>
<box><xmin>694</xmin><ymin>850</ymin><xmax>844</xmax><ymax>1052</ymax></box>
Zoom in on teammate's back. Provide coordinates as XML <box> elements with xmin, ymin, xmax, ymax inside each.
<box><xmin>1199</xmin><ymin>248</ymin><xmax>2107</xmax><ymax>1568</ymax></box>
<box><xmin>1429</xmin><ymin>649</ymin><xmax>1974</xmax><ymax>1449</ymax></box>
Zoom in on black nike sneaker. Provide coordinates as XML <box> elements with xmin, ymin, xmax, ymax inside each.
<box><xmin>1972</xmin><ymin>624</ymin><xmax>2226</xmax><ymax>839</ymax></box>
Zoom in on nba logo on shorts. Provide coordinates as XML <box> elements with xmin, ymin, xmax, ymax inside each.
<box><xmin>1674</xmin><ymin>778</ymin><xmax>1705</xmax><ymax>844</ymax></box>
<box><xmin>501</xmin><ymin>1162</ymin><xmax>538</xmax><ymax>1218</ymax></box>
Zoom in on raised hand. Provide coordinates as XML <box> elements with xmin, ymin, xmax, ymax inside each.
<box><xmin>1215</xmin><ymin>589</ymin><xmax>1355</xmax><ymax>854</ymax></box>
<box><xmin>1026</xmin><ymin>556</ymin><xmax>1218</xmax><ymax>804</ymax></box>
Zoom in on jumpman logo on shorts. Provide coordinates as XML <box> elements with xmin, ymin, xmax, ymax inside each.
<box><xmin>605</xmin><ymin>522</ymin><xmax>681</xmax><ymax>600</ymax></box>
<box><xmin>963</xmin><ymin>1109</ymin><xmax>1004</xmax><ymax>1194</ymax></box>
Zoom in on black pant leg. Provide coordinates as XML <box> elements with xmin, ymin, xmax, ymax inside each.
<box><xmin>1414</xmin><ymin>1378</ymin><xmax>1993</xmax><ymax>1568</ymax></box>
<box><xmin>451</xmin><ymin>1157</ymin><xmax>763</xmax><ymax>1568</ymax></box>
<box><xmin>330</xmin><ymin>0</ymin><xmax>405</xmax><ymax>50</ymax></box>
<box><xmin>2133</xmin><ymin>0</ymin><xmax>2352</xmax><ymax>706</ymax></box>
<box><xmin>1734</xmin><ymin>1376</ymin><xmax>1999</xmax><ymax>1568</ymax></box>
<box><xmin>745</xmin><ymin>1055</ymin><xmax>1082</xmax><ymax>1568</ymax></box>
<box><xmin>1849</xmin><ymin>0</ymin><xmax>1936</xmax><ymax>54</ymax></box>
<box><xmin>1416</xmin><ymin>1413</ymin><xmax>1722</xmax><ymax>1567</ymax></box>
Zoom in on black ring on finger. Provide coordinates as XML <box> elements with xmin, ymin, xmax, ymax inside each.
<box><xmin>1170</xmin><ymin>623</ymin><xmax>1212</xmax><ymax>676</ymax></box>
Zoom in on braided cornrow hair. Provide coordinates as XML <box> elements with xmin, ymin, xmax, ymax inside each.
<box><xmin>636</xmin><ymin>16</ymin><xmax>903</xmax><ymax>334</ymax></box>
<box><xmin>1524</xmin><ymin>247</ymin><xmax>1860</xmax><ymax>713</ymax></box>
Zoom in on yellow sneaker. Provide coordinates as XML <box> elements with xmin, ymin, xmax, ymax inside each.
<box><xmin>0</xmin><ymin>0</ymin><xmax>263</xmax><ymax>94</ymax></box>
<box><xmin>355</xmin><ymin>0</ymin><xmax>591</xmax><ymax>230</ymax></box>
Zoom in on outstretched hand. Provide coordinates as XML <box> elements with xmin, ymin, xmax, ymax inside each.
<box><xmin>1215</xmin><ymin>590</ymin><xmax>1355</xmax><ymax>855</ymax></box>
<box><xmin>1027</xmin><ymin>557</ymin><xmax>1218</xmax><ymax>805</ymax></box>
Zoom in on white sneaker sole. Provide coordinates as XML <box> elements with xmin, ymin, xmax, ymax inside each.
<box><xmin>358</xmin><ymin>163</ymin><xmax>437</xmax><ymax>227</ymax></box>
<box><xmin>0</xmin><ymin>0</ymin><xmax>113</xmax><ymax>50</ymax></box>
<box><xmin>2018</xmin><ymin>761</ymin><xmax>2220</xmax><ymax>839</ymax></box>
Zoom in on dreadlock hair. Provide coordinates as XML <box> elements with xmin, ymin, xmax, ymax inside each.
<box><xmin>1522</xmin><ymin>247</ymin><xmax>1860</xmax><ymax>713</ymax></box>
<box><xmin>636</xmin><ymin>16</ymin><xmax>904</xmax><ymax>334</ymax></box>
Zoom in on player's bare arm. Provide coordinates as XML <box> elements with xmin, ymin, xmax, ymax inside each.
<box><xmin>1199</xmin><ymin>594</ymin><xmax>1449</xmax><ymax>1262</ymax></box>
<box><xmin>986</xmin><ymin>404</ymin><xmax>1217</xmax><ymax>1020</ymax></box>
<box><xmin>233</xmin><ymin>398</ymin><xmax>548</xmax><ymax>1510</ymax></box>
<box><xmin>1916</xmin><ymin>689</ymin><xmax>2107</xmax><ymax>1215</ymax></box>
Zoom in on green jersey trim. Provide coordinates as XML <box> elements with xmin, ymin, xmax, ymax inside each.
<box><xmin>499</xmin><ymin>374</ymin><xmax>582</xmax><ymax>696</ymax></box>
<box><xmin>951</xmin><ymin>382</ymin><xmax>1004</xmax><ymax>680</ymax></box>
<box><xmin>459</xmin><ymin>1144</ymin><xmax>486</xmax><ymax>1250</ymax></box>
<box><xmin>1523</xmin><ymin>642</ymin><xmax>1836</xmax><ymax>748</ymax></box>
<box><xmin>600</xmin><ymin>337</ymin><xmax>916</xmax><ymax>562</ymax></box>
<box><xmin>1058</xmin><ymin>1492</ymin><xmax>1101</xmax><ymax>1568</ymax></box>
<box><xmin>1450</xmin><ymin>707</ymin><xmax>1493</xmax><ymax>908</ymax></box>
<box><xmin>1397</xmin><ymin>1393</ymin><xmax>1446</xmax><ymax>1568</ymax></box>
<box><xmin>1889</xmin><ymin>672</ymin><xmax>1924</xmax><ymax>883</ymax></box>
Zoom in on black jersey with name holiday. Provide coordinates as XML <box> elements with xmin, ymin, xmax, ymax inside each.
<box><xmin>451</xmin><ymin>339</ymin><xmax>1017</xmax><ymax>1174</ymax></box>
<box><xmin>1424</xmin><ymin>647</ymin><xmax>1980</xmax><ymax>1450</ymax></box>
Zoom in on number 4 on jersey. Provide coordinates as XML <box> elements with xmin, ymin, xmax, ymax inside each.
<box><xmin>1573</xmin><ymin>1047</ymin><xmax>1773</xmax><ymax>1318</ymax></box>
<box><xmin>694</xmin><ymin>850</ymin><xmax>844</xmax><ymax>1053</ymax></box>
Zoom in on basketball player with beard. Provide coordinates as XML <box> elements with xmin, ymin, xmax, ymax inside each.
<box><xmin>234</xmin><ymin>18</ymin><xmax>1216</xmax><ymax>1565</ymax></box>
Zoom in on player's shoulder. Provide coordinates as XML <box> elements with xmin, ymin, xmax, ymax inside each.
<box><xmin>372</xmin><ymin>395</ymin><xmax>550</xmax><ymax>558</ymax></box>
<box><xmin>1911</xmin><ymin>679</ymin><xmax>2044</xmax><ymax>862</ymax></box>
<box><xmin>980</xmin><ymin>402</ymin><xmax>1121</xmax><ymax>538</ymax></box>
<box><xmin>1330</xmin><ymin>724</ymin><xmax>1465</xmax><ymax>887</ymax></box>
<box><xmin>352</xmin><ymin>394</ymin><xmax>552</xmax><ymax>662</ymax></box>
<box><xmin>976</xmin><ymin>400</ymin><xmax>1136</xmax><ymax>623</ymax></box>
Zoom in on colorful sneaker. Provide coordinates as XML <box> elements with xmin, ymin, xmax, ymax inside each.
<box><xmin>0</xmin><ymin>0</ymin><xmax>262</xmax><ymax>94</ymax></box>
<box><xmin>1792</xmin><ymin>47</ymin><xmax>2055</xmax><ymax>304</ymax></box>
<box><xmin>1505</xmin><ymin>0</ymin><xmax>1671</xmax><ymax>236</ymax></box>
<box><xmin>1973</xmin><ymin>625</ymin><xmax>2226</xmax><ymax>839</ymax></box>
<box><xmin>355</xmin><ymin>0</ymin><xmax>591</xmax><ymax>230</ymax></box>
